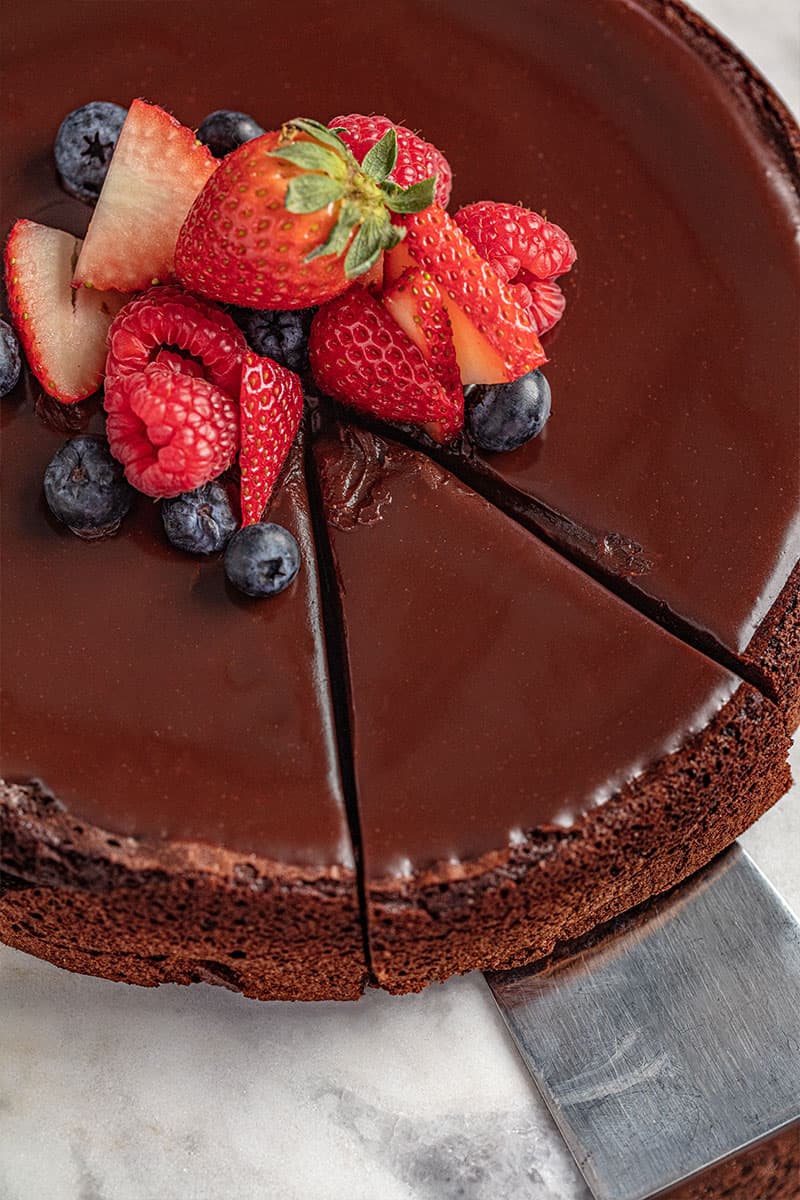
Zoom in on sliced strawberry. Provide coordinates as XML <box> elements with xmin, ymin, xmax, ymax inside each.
<box><xmin>385</xmin><ymin>205</ymin><xmax>546</xmax><ymax>386</ymax></box>
<box><xmin>309</xmin><ymin>286</ymin><xmax>463</xmax><ymax>442</ymax></box>
<box><xmin>72</xmin><ymin>99</ymin><xmax>217</xmax><ymax>293</ymax></box>
<box><xmin>239</xmin><ymin>352</ymin><xmax>303</xmax><ymax>525</ymax></box>
<box><xmin>4</xmin><ymin>219</ymin><xmax>128</xmax><ymax>404</ymax></box>
<box><xmin>382</xmin><ymin>265</ymin><xmax>463</xmax><ymax>431</ymax></box>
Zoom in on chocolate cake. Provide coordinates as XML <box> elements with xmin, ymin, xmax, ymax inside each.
<box><xmin>1</xmin><ymin>0</ymin><xmax>798</xmax><ymax>1002</ymax></box>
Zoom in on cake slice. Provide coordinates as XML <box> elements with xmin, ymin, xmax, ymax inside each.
<box><xmin>312</xmin><ymin>422</ymin><xmax>790</xmax><ymax>993</ymax></box>
<box><xmin>0</xmin><ymin>404</ymin><xmax>365</xmax><ymax>1001</ymax></box>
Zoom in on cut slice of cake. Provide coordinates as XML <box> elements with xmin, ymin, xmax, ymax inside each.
<box><xmin>0</xmin><ymin>409</ymin><xmax>365</xmax><ymax>1001</ymax></box>
<box><xmin>313</xmin><ymin>422</ymin><xmax>790</xmax><ymax>993</ymax></box>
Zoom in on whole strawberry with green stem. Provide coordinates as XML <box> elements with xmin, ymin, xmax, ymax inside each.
<box><xmin>176</xmin><ymin>118</ymin><xmax>436</xmax><ymax>310</ymax></box>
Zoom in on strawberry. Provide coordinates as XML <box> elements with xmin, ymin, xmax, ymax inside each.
<box><xmin>384</xmin><ymin>204</ymin><xmax>546</xmax><ymax>385</ymax></box>
<box><xmin>175</xmin><ymin>118</ymin><xmax>436</xmax><ymax>310</ymax></box>
<box><xmin>454</xmin><ymin>201</ymin><xmax>576</xmax><ymax>283</ymax></box>
<box><xmin>329</xmin><ymin>114</ymin><xmax>452</xmax><ymax>208</ymax></box>
<box><xmin>382</xmin><ymin>265</ymin><xmax>463</xmax><ymax>420</ymax></box>
<box><xmin>309</xmin><ymin>286</ymin><xmax>462</xmax><ymax>441</ymax></box>
<box><xmin>4</xmin><ymin>219</ymin><xmax>128</xmax><ymax>404</ymax></box>
<box><xmin>239</xmin><ymin>353</ymin><xmax>304</xmax><ymax>525</ymax></box>
<box><xmin>104</xmin><ymin>364</ymin><xmax>239</xmax><ymax>497</ymax></box>
<box><xmin>106</xmin><ymin>285</ymin><xmax>246</xmax><ymax>397</ymax></box>
<box><xmin>72</xmin><ymin>99</ymin><xmax>217</xmax><ymax>293</ymax></box>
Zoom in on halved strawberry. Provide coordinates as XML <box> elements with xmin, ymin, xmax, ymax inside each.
<box><xmin>4</xmin><ymin>219</ymin><xmax>129</xmax><ymax>404</ymax></box>
<box><xmin>72</xmin><ymin>99</ymin><xmax>217</xmax><ymax>293</ymax></box>
<box><xmin>239</xmin><ymin>353</ymin><xmax>303</xmax><ymax>525</ymax></box>
<box><xmin>309</xmin><ymin>286</ymin><xmax>462</xmax><ymax>442</ymax></box>
<box><xmin>382</xmin><ymin>265</ymin><xmax>463</xmax><ymax>426</ymax></box>
<box><xmin>384</xmin><ymin>205</ymin><xmax>546</xmax><ymax>385</ymax></box>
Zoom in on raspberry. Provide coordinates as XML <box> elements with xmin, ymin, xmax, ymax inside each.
<box><xmin>454</xmin><ymin>201</ymin><xmax>576</xmax><ymax>282</ymax></box>
<box><xmin>106</xmin><ymin>285</ymin><xmax>245</xmax><ymax>397</ymax></box>
<box><xmin>526</xmin><ymin>279</ymin><xmax>566</xmax><ymax>336</ymax></box>
<box><xmin>330</xmin><ymin>114</ymin><xmax>452</xmax><ymax>209</ymax></box>
<box><xmin>105</xmin><ymin>363</ymin><xmax>239</xmax><ymax>498</ymax></box>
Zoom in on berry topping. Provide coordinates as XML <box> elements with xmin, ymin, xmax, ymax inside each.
<box><xmin>54</xmin><ymin>101</ymin><xmax>128</xmax><ymax>204</ymax></box>
<box><xmin>454</xmin><ymin>201</ymin><xmax>576</xmax><ymax>283</ymax></box>
<box><xmin>196</xmin><ymin>109</ymin><xmax>266</xmax><ymax>158</ymax></box>
<box><xmin>526</xmin><ymin>278</ymin><xmax>566</xmax><ymax>336</ymax></box>
<box><xmin>106</xmin><ymin>285</ymin><xmax>246</xmax><ymax>397</ymax></box>
<box><xmin>329</xmin><ymin>114</ymin><xmax>452</xmax><ymax>209</ymax></box>
<box><xmin>0</xmin><ymin>318</ymin><xmax>22</xmax><ymax>398</ymax></box>
<box><xmin>466</xmin><ymin>369</ymin><xmax>552</xmax><ymax>453</ymax></box>
<box><xmin>104</xmin><ymin>363</ymin><xmax>239</xmax><ymax>498</ymax></box>
<box><xmin>72</xmin><ymin>99</ymin><xmax>218</xmax><ymax>293</ymax></box>
<box><xmin>162</xmin><ymin>481</ymin><xmax>238</xmax><ymax>555</ymax></box>
<box><xmin>224</xmin><ymin>522</ymin><xmax>301</xmax><ymax>598</ymax></box>
<box><xmin>236</xmin><ymin>306</ymin><xmax>317</xmax><ymax>377</ymax></box>
<box><xmin>4</xmin><ymin>219</ymin><xmax>129</xmax><ymax>404</ymax></box>
<box><xmin>382</xmin><ymin>265</ymin><xmax>464</xmax><ymax>420</ymax></box>
<box><xmin>44</xmin><ymin>435</ymin><xmax>135</xmax><ymax>537</ymax></box>
<box><xmin>309</xmin><ymin>285</ymin><xmax>463</xmax><ymax>441</ymax></box>
<box><xmin>239</xmin><ymin>352</ymin><xmax>304</xmax><ymax>525</ymax></box>
<box><xmin>176</xmin><ymin>118</ymin><xmax>436</xmax><ymax>310</ymax></box>
<box><xmin>385</xmin><ymin>204</ymin><xmax>546</xmax><ymax>385</ymax></box>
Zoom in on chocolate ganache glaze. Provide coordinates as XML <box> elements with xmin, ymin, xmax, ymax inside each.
<box><xmin>313</xmin><ymin>423</ymin><xmax>740</xmax><ymax>878</ymax></box>
<box><xmin>1</xmin><ymin>0</ymin><xmax>797</xmax><ymax>1000</ymax></box>
<box><xmin>433</xmin><ymin>0</ymin><xmax>800</xmax><ymax>704</ymax></box>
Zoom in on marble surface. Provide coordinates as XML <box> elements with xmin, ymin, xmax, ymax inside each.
<box><xmin>1</xmin><ymin>4</ymin><xmax>798</xmax><ymax>1198</ymax></box>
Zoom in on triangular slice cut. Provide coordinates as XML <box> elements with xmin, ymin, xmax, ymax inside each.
<box><xmin>313</xmin><ymin>422</ymin><xmax>789</xmax><ymax>994</ymax></box>
<box><xmin>0</xmin><ymin>403</ymin><xmax>364</xmax><ymax>1001</ymax></box>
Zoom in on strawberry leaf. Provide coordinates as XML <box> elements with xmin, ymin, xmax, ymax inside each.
<box><xmin>382</xmin><ymin>224</ymin><xmax>406</xmax><ymax>252</ymax></box>
<box><xmin>344</xmin><ymin>218</ymin><xmax>386</xmax><ymax>279</ymax></box>
<box><xmin>382</xmin><ymin>176</ymin><xmax>437</xmax><ymax>213</ymax></box>
<box><xmin>361</xmin><ymin>129</ymin><xmax>398</xmax><ymax>184</ymax></box>
<box><xmin>287</xmin><ymin>118</ymin><xmax>349</xmax><ymax>154</ymax></box>
<box><xmin>304</xmin><ymin>200</ymin><xmax>360</xmax><ymax>262</ymax></box>
<box><xmin>269</xmin><ymin>142</ymin><xmax>347</xmax><ymax>178</ymax></box>
<box><xmin>285</xmin><ymin>174</ymin><xmax>345</xmax><ymax>214</ymax></box>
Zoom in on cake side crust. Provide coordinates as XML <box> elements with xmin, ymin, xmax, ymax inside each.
<box><xmin>366</xmin><ymin>684</ymin><xmax>791</xmax><ymax>994</ymax></box>
<box><xmin>745</xmin><ymin>557</ymin><xmax>800</xmax><ymax>732</ymax></box>
<box><xmin>0</xmin><ymin>784</ymin><xmax>366</xmax><ymax>1001</ymax></box>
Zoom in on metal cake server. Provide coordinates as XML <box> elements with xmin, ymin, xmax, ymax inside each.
<box><xmin>486</xmin><ymin>845</ymin><xmax>800</xmax><ymax>1200</ymax></box>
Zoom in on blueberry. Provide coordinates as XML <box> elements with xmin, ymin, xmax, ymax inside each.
<box><xmin>44</xmin><ymin>435</ymin><xmax>134</xmax><ymax>537</ymax></box>
<box><xmin>162</xmin><ymin>482</ymin><xmax>237</xmax><ymax>555</ymax></box>
<box><xmin>54</xmin><ymin>102</ymin><xmax>128</xmax><ymax>203</ymax></box>
<box><xmin>236</xmin><ymin>307</ymin><xmax>317</xmax><ymax>378</ymax></box>
<box><xmin>196</xmin><ymin>110</ymin><xmax>265</xmax><ymax>158</ymax></box>
<box><xmin>466</xmin><ymin>369</ymin><xmax>552</xmax><ymax>453</ymax></box>
<box><xmin>0</xmin><ymin>319</ymin><xmax>21</xmax><ymax>398</ymax></box>
<box><xmin>224</xmin><ymin>523</ymin><xmax>300</xmax><ymax>597</ymax></box>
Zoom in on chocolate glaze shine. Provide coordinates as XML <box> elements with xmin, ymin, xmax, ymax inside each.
<box><xmin>438</xmin><ymin>0</ymin><xmax>800</xmax><ymax>656</ymax></box>
<box><xmin>1</xmin><ymin>386</ymin><xmax>350</xmax><ymax>866</ymax></box>
<box><xmin>1</xmin><ymin>0</ymin><xmax>797</xmax><ymax>867</ymax></box>
<box><xmin>315</xmin><ymin>425</ymin><xmax>738</xmax><ymax>878</ymax></box>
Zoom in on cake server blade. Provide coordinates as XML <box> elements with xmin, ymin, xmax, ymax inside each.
<box><xmin>486</xmin><ymin>844</ymin><xmax>800</xmax><ymax>1200</ymax></box>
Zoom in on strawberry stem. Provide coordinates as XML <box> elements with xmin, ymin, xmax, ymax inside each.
<box><xmin>267</xmin><ymin>118</ymin><xmax>437</xmax><ymax>278</ymax></box>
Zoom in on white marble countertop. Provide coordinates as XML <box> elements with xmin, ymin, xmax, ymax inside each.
<box><xmin>2</xmin><ymin>5</ymin><xmax>798</xmax><ymax>1198</ymax></box>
